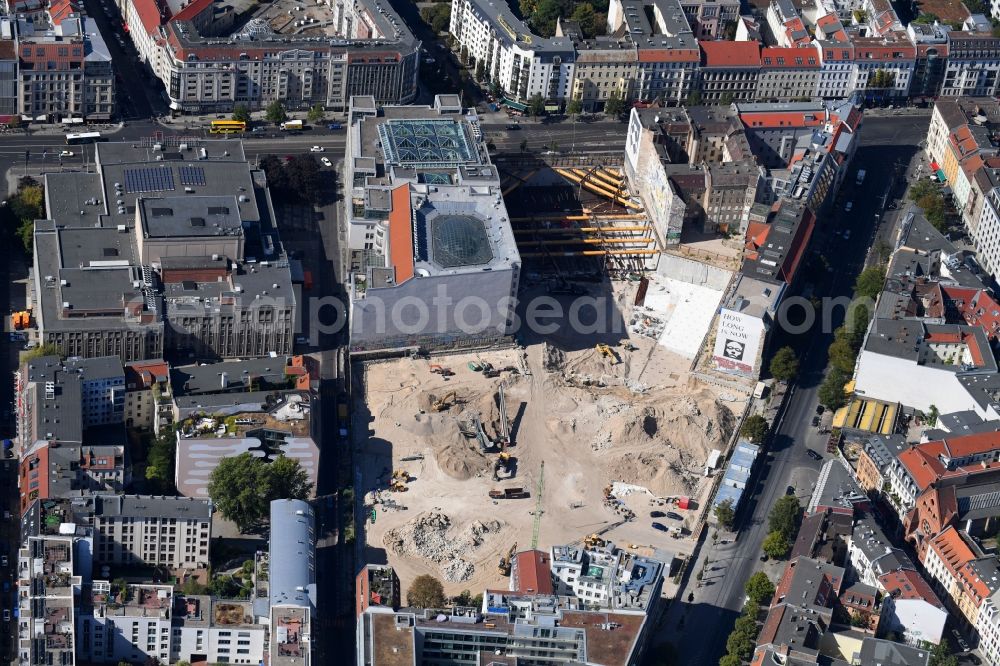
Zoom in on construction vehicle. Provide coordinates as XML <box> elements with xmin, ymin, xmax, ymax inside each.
<box><xmin>392</xmin><ymin>470</ymin><xmax>411</xmax><ymax>482</ymax></box>
<box><xmin>431</xmin><ymin>391</ymin><xmax>457</xmax><ymax>412</ymax></box>
<box><xmin>467</xmin><ymin>361</ymin><xmax>482</xmax><ymax>372</ymax></box>
<box><xmin>493</xmin><ymin>452</ymin><xmax>515</xmax><ymax>481</ymax></box>
<box><xmin>498</xmin><ymin>542</ymin><xmax>517</xmax><ymax>576</ymax></box>
<box><xmin>10</xmin><ymin>311</ymin><xmax>30</xmax><ymax>330</ymax></box>
<box><xmin>622</xmin><ymin>342</ymin><xmax>638</xmax><ymax>352</ymax></box>
<box><xmin>429</xmin><ymin>364</ymin><xmax>454</xmax><ymax>377</ymax></box>
<box><xmin>595</xmin><ymin>343</ymin><xmax>617</xmax><ymax>363</ymax></box>
<box><xmin>489</xmin><ymin>487</ymin><xmax>529</xmax><ymax>500</ymax></box>
<box><xmin>390</xmin><ymin>480</ymin><xmax>408</xmax><ymax>492</ymax></box>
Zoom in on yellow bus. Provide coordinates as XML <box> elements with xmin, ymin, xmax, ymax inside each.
<box><xmin>210</xmin><ymin>120</ymin><xmax>246</xmax><ymax>134</ymax></box>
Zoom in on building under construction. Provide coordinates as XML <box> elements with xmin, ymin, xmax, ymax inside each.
<box><xmin>499</xmin><ymin>158</ymin><xmax>660</xmax><ymax>278</ymax></box>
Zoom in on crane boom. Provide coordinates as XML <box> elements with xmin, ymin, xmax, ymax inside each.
<box><xmin>531</xmin><ymin>461</ymin><xmax>545</xmax><ymax>550</ymax></box>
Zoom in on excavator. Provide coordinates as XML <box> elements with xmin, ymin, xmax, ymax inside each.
<box><xmin>595</xmin><ymin>343</ymin><xmax>618</xmax><ymax>364</ymax></box>
<box><xmin>498</xmin><ymin>542</ymin><xmax>517</xmax><ymax>576</ymax></box>
<box><xmin>493</xmin><ymin>452</ymin><xmax>515</xmax><ymax>481</ymax></box>
<box><xmin>431</xmin><ymin>391</ymin><xmax>457</xmax><ymax>412</ymax></box>
<box><xmin>389</xmin><ymin>470</ymin><xmax>411</xmax><ymax>492</ymax></box>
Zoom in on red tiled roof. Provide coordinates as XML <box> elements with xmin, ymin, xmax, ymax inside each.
<box><xmin>940</xmin><ymin>431</ymin><xmax>1000</xmax><ymax>459</ymax></box>
<box><xmin>132</xmin><ymin>0</ymin><xmax>165</xmax><ymax>34</ymax></box>
<box><xmin>388</xmin><ymin>185</ymin><xmax>413</xmax><ymax>285</ymax></box>
<box><xmin>637</xmin><ymin>48</ymin><xmax>699</xmax><ymax>63</ymax></box>
<box><xmin>897</xmin><ymin>443</ymin><xmax>946</xmax><ymax>491</ymax></box>
<box><xmin>944</xmin><ymin>285</ymin><xmax>1000</xmax><ymax>341</ymax></box>
<box><xmin>878</xmin><ymin>569</ymin><xmax>944</xmax><ymax>607</ymax></box>
<box><xmin>700</xmin><ymin>40</ymin><xmax>761</xmax><ymax>67</ymax></box>
<box><xmin>760</xmin><ymin>46</ymin><xmax>819</xmax><ymax>68</ymax></box>
<box><xmin>738</xmin><ymin>110</ymin><xmax>825</xmax><ymax>129</ymax></box>
<box><xmin>512</xmin><ymin>550</ymin><xmax>553</xmax><ymax>595</ymax></box>
<box><xmin>170</xmin><ymin>0</ymin><xmax>212</xmax><ymax>23</ymax></box>
<box><xmin>48</xmin><ymin>0</ymin><xmax>79</xmax><ymax>26</ymax></box>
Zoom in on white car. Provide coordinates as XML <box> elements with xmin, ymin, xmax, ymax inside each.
<box><xmin>60</xmin><ymin>150</ymin><xmax>73</xmax><ymax>157</ymax></box>
<box><xmin>844</xmin><ymin>201</ymin><xmax>853</xmax><ymax>212</ymax></box>
<box><xmin>310</xmin><ymin>145</ymin><xmax>324</xmax><ymax>152</ymax></box>
<box><xmin>321</xmin><ymin>157</ymin><xmax>332</xmax><ymax>167</ymax></box>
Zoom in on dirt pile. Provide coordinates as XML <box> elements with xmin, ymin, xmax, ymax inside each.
<box><xmin>383</xmin><ymin>511</ymin><xmax>504</xmax><ymax>582</ymax></box>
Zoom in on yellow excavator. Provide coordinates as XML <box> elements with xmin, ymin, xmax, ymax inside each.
<box><xmin>498</xmin><ymin>542</ymin><xmax>517</xmax><ymax>576</ymax></box>
<box><xmin>595</xmin><ymin>343</ymin><xmax>618</xmax><ymax>363</ymax></box>
<box><xmin>431</xmin><ymin>391</ymin><xmax>457</xmax><ymax>412</ymax></box>
<box><xmin>493</xmin><ymin>452</ymin><xmax>514</xmax><ymax>481</ymax></box>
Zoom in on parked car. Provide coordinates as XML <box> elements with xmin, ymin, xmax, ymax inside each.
<box><xmin>811</xmin><ymin>415</ymin><xmax>821</xmax><ymax>427</ymax></box>
<box><xmin>320</xmin><ymin>157</ymin><xmax>332</xmax><ymax>167</ymax></box>
<box><xmin>786</xmin><ymin>485</ymin><xmax>795</xmax><ymax>495</ymax></box>
<box><xmin>650</xmin><ymin>510</ymin><xmax>665</xmax><ymax>518</ymax></box>
<box><xmin>759</xmin><ymin>553</ymin><xmax>768</xmax><ymax>562</ymax></box>
<box><xmin>844</xmin><ymin>201</ymin><xmax>853</xmax><ymax>212</ymax></box>
<box><xmin>651</xmin><ymin>522</ymin><xmax>667</xmax><ymax>532</ymax></box>
<box><xmin>1</xmin><ymin>555</ymin><xmax>6</xmax><ymax>567</ymax></box>
<box><xmin>506</xmin><ymin>123</ymin><xmax>520</xmax><ymax>130</ymax></box>
<box><xmin>666</xmin><ymin>512</ymin><xmax>682</xmax><ymax>520</ymax></box>
<box><xmin>806</xmin><ymin>449</ymin><xmax>822</xmax><ymax>461</ymax></box>
<box><xmin>843</xmin><ymin>229</ymin><xmax>852</xmax><ymax>239</ymax></box>
<box><xmin>816</xmin><ymin>405</ymin><xmax>824</xmax><ymax>415</ymax></box>
<box><xmin>953</xmin><ymin>629</ymin><xmax>970</xmax><ymax>652</ymax></box>
<box><xmin>2</xmin><ymin>610</ymin><xmax>9</xmax><ymax>622</ymax></box>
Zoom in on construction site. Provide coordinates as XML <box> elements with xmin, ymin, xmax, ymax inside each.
<box><xmin>498</xmin><ymin>157</ymin><xmax>660</xmax><ymax>278</ymax></box>
<box><xmin>356</xmin><ymin>295</ymin><xmax>744</xmax><ymax>599</ymax></box>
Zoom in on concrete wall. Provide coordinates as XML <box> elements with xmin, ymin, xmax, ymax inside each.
<box><xmin>350</xmin><ymin>266</ymin><xmax>517</xmax><ymax>351</ymax></box>
<box><xmin>656</xmin><ymin>253</ymin><xmax>732</xmax><ymax>290</ymax></box>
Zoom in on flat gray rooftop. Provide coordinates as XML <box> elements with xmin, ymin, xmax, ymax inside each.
<box><xmin>139</xmin><ymin>196</ymin><xmax>244</xmax><ymax>239</ymax></box>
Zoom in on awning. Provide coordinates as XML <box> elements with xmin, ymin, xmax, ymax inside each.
<box><xmin>936</xmin><ymin>169</ymin><xmax>946</xmax><ymax>182</ymax></box>
<box><xmin>930</xmin><ymin>161</ymin><xmax>940</xmax><ymax>170</ymax></box>
<box><xmin>500</xmin><ymin>97</ymin><xmax>527</xmax><ymax>112</ymax></box>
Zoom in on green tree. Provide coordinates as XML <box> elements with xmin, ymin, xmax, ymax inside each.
<box><xmin>145</xmin><ymin>426</ymin><xmax>178</xmax><ymax>494</ymax></box>
<box><xmin>769</xmin><ymin>346</ymin><xmax>799</xmax><ymax>382</ymax></box>
<box><xmin>739</xmin><ymin>414</ymin><xmax>769</xmax><ymax>443</ymax></box>
<box><xmin>929</xmin><ymin>640</ymin><xmax>960</xmax><ymax>666</ymax></box>
<box><xmin>22</xmin><ymin>343</ymin><xmax>63</xmax><ymax>362</ymax></box>
<box><xmin>420</xmin><ymin>2</ymin><xmax>451</xmax><ymax>33</ymax></box>
<box><xmin>407</xmin><ymin>574</ymin><xmax>447</xmax><ymax>608</ymax></box>
<box><xmin>489</xmin><ymin>79</ymin><xmax>504</xmax><ymax>98</ymax></box>
<box><xmin>827</xmin><ymin>335</ymin><xmax>858</xmax><ymax>375</ymax></box>
<box><xmin>744</xmin><ymin>571</ymin><xmax>775</xmax><ymax>606</ymax></box>
<box><xmin>232</xmin><ymin>103</ymin><xmax>251</xmax><ymax>124</ymax></box>
<box><xmin>570</xmin><ymin>2</ymin><xmax>597</xmax><ymax>36</ymax></box>
<box><xmin>854</xmin><ymin>264</ymin><xmax>886</xmax><ymax>301</ymax></box>
<box><xmin>265</xmin><ymin>100</ymin><xmax>287</xmax><ymax>124</ymax></box>
<box><xmin>713</xmin><ymin>498</ymin><xmax>735</xmax><ymax>530</ymax></box>
<box><xmin>725</xmin><ymin>630</ymin><xmax>754</xmax><ymax>661</ymax></box>
<box><xmin>566</xmin><ymin>98</ymin><xmax>583</xmax><ymax>116</ymax></box>
<box><xmin>527</xmin><ymin>93</ymin><xmax>547</xmax><ymax>117</ymax></box>
<box><xmin>307</xmin><ymin>104</ymin><xmax>325</xmax><ymax>123</ymax></box>
<box><xmin>762</xmin><ymin>530</ymin><xmax>791</xmax><ymax>560</ymax></box>
<box><xmin>868</xmin><ymin>69</ymin><xmax>896</xmax><ymax>89</ymax></box>
<box><xmin>818</xmin><ymin>367</ymin><xmax>849</xmax><ymax>410</ymax></box>
<box><xmin>603</xmin><ymin>92</ymin><xmax>625</xmax><ymax>117</ymax></box>
<box><xmin>208</xmin><ymin>453</ymin><xmax>312</xmax><ymax>532</ymax></box>
<box><xmin>686</xmin><ymin>91</ymin><xmax>703</xmax><ymax>106</ymax></box>
<box><xmin>768</xmin><ymin>494</ymin><xmax>801</xmax><ymax>538</ymax></box>
<box><xmin>718</xmin><ymin>654</ymin><xmax>742</xmax><ymax>666</ymax></box>
<box><xmin>720</xmin><ymin>92</ymin><xmax>735</xmax><ymax>105</ymax></box>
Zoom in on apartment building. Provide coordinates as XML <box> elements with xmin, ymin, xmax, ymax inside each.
<box><xmin>33</xmin><ymin>140</ymin><xmax>296</xmax><ymax>363</ymax></box>
<box><xmin>358</xmin><ymin>541</ymin><xmax>664</xmax><ymax>666</ymax></box>
<box><xmin>171</xmin><ymin>595</ymin><xmax>266</xmax><ymax>665</ymax></box>
<box><xmin>79</xmin><ymin>582</ymin><xmax>174</xmax><ymax>665</ymax></box>
<box><xmin>17</xmin><ymin>536</ymin><xmax>82</xmax><ymax>666</ymax></box>
<box><xmin>697</xmin><ymin>41</ymin><xmax>760</xmax><ymax>102</ymax></box>
<box><xmin>18</xmin><ymin>441</ymin><xmax>127</xmax><ymax>512</ymax></box>
<box><xmin>6</xmin><ymin>14</ymin><xmax>115</xmax><ymax>120</ymax></box>
<box><xmin>571</xmin><ymin>40</ymin><xmax>637</xmax><ymax>112</ymax></box>
<box><xmin>91</xmin><ymin>494</ymin><xmax>212</xmax><ymax>569</ymax></box>
<box><xmin>941</xmin><ymin>32</ymin><xmax>1000</xmax><ymax>97</ymax></box>
<box><xmin>15</xmin><ymin>355</ymin><xmax>125</xmax><ymax>464</ymax></box>
<box><xmin>123</xmin><ymin>0</ymin><xmax>419</xmax><ymax>113</ymax></box>
<box><xmin>755</xmin><ymin>46</ymin><xmax>819</xmax><ymax>101</ymax></box>
<box><xmin>269</xmin><ymin>500</ymin><xmax>315</xmax><ymax>666</ymax></box>
<box><xmin>123</xmin><ymin>359</ymin><xmax>170</xmax><ymax>431</ymax></box>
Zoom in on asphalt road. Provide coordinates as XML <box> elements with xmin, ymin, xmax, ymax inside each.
<box><xmin>655</xmin><ymin>111</ymin><xmax>931</xmax><ymax>666</ymax></box>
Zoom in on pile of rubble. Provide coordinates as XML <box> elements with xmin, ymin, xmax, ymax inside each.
<box><xmin>382</xmin><ymin>512</ymin><xmax>504</xmax><ymax>582</ymax></box>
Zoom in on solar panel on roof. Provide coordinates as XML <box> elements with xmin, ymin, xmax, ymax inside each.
<box><xmin>179</xmin><ymin>166</ymin><xmax>206</xmax><ymax>186</ymax></box>
<box><xmin>123</xmin><ymin>167</ymin><xmax>175</xmax><ymax>194</ymax></box>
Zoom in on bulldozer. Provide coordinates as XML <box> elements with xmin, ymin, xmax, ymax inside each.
<box><xmin>497</xmin><ymin>542</ymin><xmax>517</xmax><ymax>576</ymax></box>
<box><xmin>584</xmin><ymin>533</ymin><xmax>606</xmax><ymax>549</ymax></box>
<box><xmin>389</xmin><ymin>480</ymin><xmax>409</xmax><ymax>492</ymax></box>
<box><xmin>431</xmin><ymin>391</ymin><xmax>457</xmax><ymax>412</ymax></box>
<box><xmin>595</xmin><ymin>343</ymin><xmax>618</xmax><ymax>363</ymax></box>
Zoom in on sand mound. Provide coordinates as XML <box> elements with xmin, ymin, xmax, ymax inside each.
<box><xmin>383</xmin><ymin>512</ymin><xmax>504</xmax><ymax>582</ymax></box>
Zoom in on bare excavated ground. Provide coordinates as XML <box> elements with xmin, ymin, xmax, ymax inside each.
<box><xmin>355</xmin><ymin>280</ymin><xmax>748</xmax><ymax>600</ymax></box>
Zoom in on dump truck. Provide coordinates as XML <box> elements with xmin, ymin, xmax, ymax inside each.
<box><xmin>489</xmin><ymin>487</ymin><xmax>528</xmax><ymax>500</ymax></box>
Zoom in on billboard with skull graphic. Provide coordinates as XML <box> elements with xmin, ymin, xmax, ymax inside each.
<box><xmin>712</xmin><ymin>308</ymin><xmax>766</xmax><ymax>378</ymax></box>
